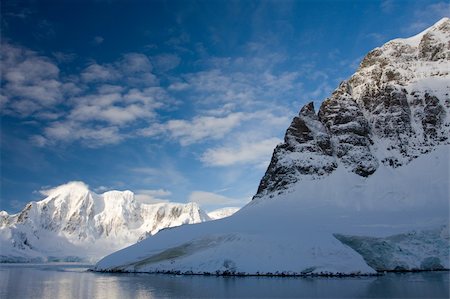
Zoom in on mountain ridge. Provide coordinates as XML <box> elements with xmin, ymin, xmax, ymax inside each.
<box><xmin>0</xmin><ymin>181</ymin><xmax>212</xmax><ymax>262</ymax></box>
<box><xmin>254</xmin><ymin>17</ymin><xmax>449</xmax><ymax>199</ymax></box>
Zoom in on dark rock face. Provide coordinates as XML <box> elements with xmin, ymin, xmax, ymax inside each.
<box><xmin>319</xmin><ymin>82</ymin><xmax>378</xmax><ymax>177</ymax></box>
<box><xmin>422</xmin><ymin>93</ymin><xmax>446</xmax><ymax>141</ymax></box>
<box><xmin>254</xmin><ymin>81</ymin><xmax>448</xmax><ymax>199</ymax></box>
<box><xmin>253</xmin><ymin>19</ymin><xmax>450</xmax><ymax>199</ymax></box>
<box><xmin>360</xmin><ymin>86</ymin><xmax>412</xmax><ymax>140</ymax></box>
<box><xmin>255</xmin><ymin>102</ymin><xmax>337</xmax><ymax>198</ymax></box>
<box><xmin>359</xmin><ymin>85</ymin><xmax>415</xmax><ymax>167</ymax></box>
<box><xmin>418</xmin><ymin>32</ymin><xmax>447</xmax><ymax>61</ymax></box>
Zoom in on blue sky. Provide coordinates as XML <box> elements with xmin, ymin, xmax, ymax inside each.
<box><xmin>1</xmin><ymin>0</ymin><xmax>449</xmax><ymax>213</ymax></box>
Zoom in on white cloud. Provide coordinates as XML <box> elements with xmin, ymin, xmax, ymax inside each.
<box><xmin>97</xmin><ymin>84</ymin><xmax>124</xmax><ymax>94</ymax></box>
<box><xmin>30</xmin><ymin>135</ymin><xmax>47</xmax><ymax>147</ymax></box>
<box><xmin>55</xmin><ymin>86</ymin><xmax>169</xmax><ymax>132</ymax></box>
<box><xmin>81</xmin><ymin>64</ymin><xmax>119</xmax><ymax>82</ymax></box>
<box><xmin>69</xmin><ymin>100</ymin><xmax>155</xmax><ymax>125</ymax></box>
<box><xmin>1</xmin><ymin>43</ymin><xmax>63</xmax><ymax>117</ymax></box>
<box><xmin>42</xmin><ymin>121</ymin><xmax>123</xmax><ymax>147</ymax></box>
<box><xmin>124</xmin><ymin>87</ymin><xmax>168</xmax><ymax>107</ymax></box>
<box><xmin>137</xmin><ymin>123</ymin><xmax>166</xmax><ymax>137</ymax></box>
<box><xmin>137</xmin><ymin>107</ymin><xmax>290</xmax><ymax>147</ymax></box>
<box><xmin>39</xmin><ymin>181</ymin><xmax>89</xmax><ymax>196</ymax></box>
<box><xmin>134</xmin><ymin>189</ymin><xmax>172</xmax><ymax>204</ymax></box>
<box><xmin>165</xmin><ymin>112</ymin><xmax>244</xmax><ymax>145</ymax></box>
<box><xmin>201</xmin><ymin>137</ymin><xmax>281</xmax><ymax>167</ymax></box>
<box><xmin>9</xmin><ymin>47</ymin><xmax>173</xmax><ymax>146</ymax></box>
<box><xmin>168</xmin><ymin>82</ymin><xmax>190</xmax><ymax>91</ymax></box>
<box><xmin>80</xmin><ymin>53</ymin><xmax>157</xmax><ymax>86</ymax></box>
<box><xmin>1</xmin><ymin>41</ymin><xmax>296</xmax><ymax>150</ymax></box>
<box><xmin>120</xmin><ymin>53</ymin><xmax>153</xmax><ymax>74</ymax></box>
<box><xmin>153</xmin><ymin>54</ymin><xmax>181</xmax><ymax>71</ymax></box>
<box><xmin>261</xmin><ymin>71</ymin><xmax>299</xmax><ymax>91</ymax></box>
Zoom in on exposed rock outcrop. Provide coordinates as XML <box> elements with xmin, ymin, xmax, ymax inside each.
<box><xmin>254</xmin><ymin>17</ymin><xmax>450</xmax><ymax>199</ymax></box>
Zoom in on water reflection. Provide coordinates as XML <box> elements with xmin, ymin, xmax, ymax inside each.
<box><xmin>0</xmin><ymin>264</ymin><xmax>448</xmax><ymax>298</ymax></box>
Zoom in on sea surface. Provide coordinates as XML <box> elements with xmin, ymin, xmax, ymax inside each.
<box><xmin>0</xmin><ymin>263</ymin><xmax>448</xmax><ymax>298</ymax></box>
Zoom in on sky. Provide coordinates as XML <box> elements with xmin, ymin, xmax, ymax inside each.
<box><xmin>1</xmin><ymin>0</ymin><xmax>449</xmax><ymax>213</ymax></box>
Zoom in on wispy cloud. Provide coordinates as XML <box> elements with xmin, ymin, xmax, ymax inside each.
<box><xmin>152</xmin><ymin>53</ymin><xmax>181</xmax><ymax>71</ymax></box>
<box><xmin>201</xmin><ymin>137</ymin><xmax>281</xmax><ymax>167</ymax></box>
<box><xmin>81</xmin><ymin>53</ymin><xmax>157</xmax><ymax>86</ymax></box>
<box><xmin>165</xmin><ymin>113</ymin><xmax>245</xmax><ymax>145</ymax></box>
<box><xmin>134</xmin><ymin>189</ymin><xmax>172</xmax><ymax>204</ymax></box>
<box><xmin>43</xmin><ymin>121</ymin><xmax>123</xmax><ymax>147</ymax></box>
<box><xmin>93</xmin><ymin>36</ymin><xmax>104</xmax><ymax>45</ymax></box>
<box><xmin>406</xmin><ymin>2</ymin><xmax>450</xmax><ymax>34</ymax></box>
<box><xmin>52</xmin><ymin>51</ymin><xmax>77</xmax><ymax>63</ymax></box>
<box><xmin>131</xmin><ymin>164</ymin><xmax>190</xmax><ymax>188</ymax></box>
<box><xmin>81</xmin><ymin>63</ymin><xmax>120</xmax><ymax>82</ymax></box>
<box><xmin>0</xmin><ymin>43</ymin><xmax>175</xmax><ymax>147</ymax></box>
<box><xmin>1</xmin><ymin>43</ymin><xmax>63</xmax><ymax>117</ymax></box>
<box><xmin>138</xmin><ymin>108</ymin><xmax>290</xmax><ymax>147</ymax></box>
<box><xmin>1</xmin><ymin>39</ymin><xmax>297</xmax><ymax>151</ymax></box>
<box><xmin>366</xmin><ymin>32</ymin><xmax>387</xmax><ymax>44</ymax></box>
<box><xmin>380</xmin><ymin>0</ymin><xmax>395</xmax><ymax>14</ymax></box>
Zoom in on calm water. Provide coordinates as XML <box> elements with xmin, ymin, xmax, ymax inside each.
<box><xmin>0</xmin><ymin>263</ymin><xmax>448</xmax><ymax>298</ymax></box>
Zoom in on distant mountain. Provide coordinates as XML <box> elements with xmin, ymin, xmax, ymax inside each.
<box><xmin>207</xmin><ymin>207</ymin><xmax>240</xmax><ymax>220</ymax></box>
<box><xmin>0</xmin><ymin>182</ymin><xmax>210</xmax><ymax>262</ymax></box>
<box><xmin>94</xmin><ymin>18</ymin><xmax>449</xmax><ymax>275</ymax></box>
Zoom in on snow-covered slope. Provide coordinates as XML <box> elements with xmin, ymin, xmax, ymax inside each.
<box><xmin>94</xmin><ymin>19</ymin><xmax>449</xmax><ymax>275</ymax></box>
<box><xmin>0</xmin><ymin>182</ymin><xmax>210</xmax><ymax>262</ymax></box>
<box><xmin>94</xmin><ymin>145</ymin><xmax>449</xmax><ymax>274</ymax></box>
<box><xmin>207</xmin><ymin>207</ymin><xmax>240</xmax><ymax>220</ymax></box>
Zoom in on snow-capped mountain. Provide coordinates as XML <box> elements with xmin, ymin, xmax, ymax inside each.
<box><xmin>94</xmin><ymin>18</ymin><xmax>449</xmax><ymax>275</ymax></box>
<box><xmin>207</xmin><ymin>207</ymin><xmax>240</xmax><ymax>220</ymax></box>
<box><xmin>0</xmin><ymin>182</ymin><xmax>211</xmax><ymax>262</ymax></box>
<box><xmin>255</xmin><ymin>17</ymin><xmax>449</xmax><ymax>199</ymax></box>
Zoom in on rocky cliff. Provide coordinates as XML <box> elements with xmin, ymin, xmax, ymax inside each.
<box><xmin>255</xmin><ymin>17</ymin><xmax>449</xmax><ymax>199</ymax></box>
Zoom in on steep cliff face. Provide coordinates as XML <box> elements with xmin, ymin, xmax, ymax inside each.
<box><xmin>254</xmin><ymin>17</ymin><xmax>450</xmax><ymax>199</ymax></box>
<box><xmin>256</xmin><ymin>102</ymin><xmax>337</xmax><ymax>196</ymax></box>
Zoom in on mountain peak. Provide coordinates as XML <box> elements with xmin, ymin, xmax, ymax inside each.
<box><xmin>40</xmin><ymin>181</ymin><xmax>90</xmax><ymax>198</ymax></box>
<box><xmin>254</xmin><ymin>18</ymin><xmax>449</xmax><ymax>199</ymax></box>
<box><xmin>0</xmin><ymin>182</ymin><xmax>212</xmax><ymax>262</ymax></box>
<box><xmin>299</xmin><ymin>101</ymin><xmax>315</xmax><ymax>116</ymax></box>
<box><xmin>394</xmin><ymin>17</ymin><xmax>450</xmax><ymax>47</ymax></box>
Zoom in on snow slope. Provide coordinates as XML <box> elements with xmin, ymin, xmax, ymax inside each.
<box><xmin>94</xmin><ymin>19</ymin><xmax>450</xmax><ymax>275</ymax></box>
<box><xmin>0</xmin><ymin>182</ymin><xmax>211</xmax><ymax>262</ymax></box>
<box><xmin>94</xmin><ymin>145</ymin><xmax>449</xmax><ymax>274</ymax></box>
<box><xmin>207</xmin><ymin>207</ymin><xmax>240</xmax><ymax>220</ymax></box>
